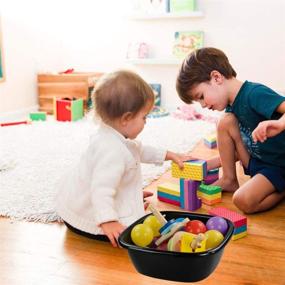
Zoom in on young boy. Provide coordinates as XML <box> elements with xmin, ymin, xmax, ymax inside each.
<box><xmin>176</xmin><ymin>47</ymin><xmax>285</xmax><ymax>214</ymax></box>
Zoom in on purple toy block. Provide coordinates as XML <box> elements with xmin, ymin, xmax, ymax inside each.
<box><xmin>203</xmin><ymin>168</ymin><xmax>219</xmax><ymax>185</ymax></box>
<box><xmin>183</xmin><ymin>179</ymin><xmax>201</xmax><ymax>211</ymax></box>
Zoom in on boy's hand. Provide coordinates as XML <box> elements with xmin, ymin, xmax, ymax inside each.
<box><xmin>252</xmin><ymin>120</ymin><xmax>285</xmax><ymax>143</ymax></box>
<box><xmin>100</xmin><ymin>221</ymin><xmax>126</xmax><ymax>247</ymax></box>
<box><xmin>165</xmin><ymin>151</ymin><xmax>196</xmax><ymax>169</ymax></box>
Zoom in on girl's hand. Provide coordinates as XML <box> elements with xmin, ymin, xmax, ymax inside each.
<box><xmin>100</xmin><ymin>221</ymin><xmax>126</xmax><ymax>247</ymax></box>
<box><xmin>143</xmin><ymin>190</ymin><xmax>153</xmax><ymax>210</ymax></box>
<box><xmin>165</xmin><ymin>151</ymin><xmax>196</xmax><ymax>169</ymax></box>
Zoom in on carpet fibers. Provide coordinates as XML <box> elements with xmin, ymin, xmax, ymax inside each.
<box><xmin>0</xmin><ymin>116</ymin><xmax>215</xmax><ymax>222</ymax></box>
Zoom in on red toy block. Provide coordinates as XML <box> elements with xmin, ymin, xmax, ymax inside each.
<box><xmin>208</xmin><ymin>207</ymin><xmax>247</xmax><ymax>228</ymax></box>
<box><xmin>157</xmin><ymin>196</ymin><xmax>180</xmax><ymax>207</ymax></box>
<box><xmin>55</xmin><ymin>98</ymin><xmax>83</xmax><ymax>121</ymax></box>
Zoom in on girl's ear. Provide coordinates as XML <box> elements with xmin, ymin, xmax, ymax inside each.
<box><xmin>210</xmin><ymin>70</ymin><xmax>223</xmax><ymax>84</ymax></box>
<box><xmin>120</xmin><ymin>112</ymin><xmax>133</xmax><ymax>126</ymax></box>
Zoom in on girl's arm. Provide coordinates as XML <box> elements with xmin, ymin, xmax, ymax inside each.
<box><xmin>165</xmin><ymin>151</ymin><xmax>195</xmax><ymax>168</ymax></box>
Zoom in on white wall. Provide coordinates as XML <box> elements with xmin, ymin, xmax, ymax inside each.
<box><xmin>0</xmin><ymin>0</ymin><xmax>284</xmax><ymax>115</ymax></box>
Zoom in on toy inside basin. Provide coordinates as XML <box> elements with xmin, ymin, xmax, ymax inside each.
<box><xmin>119</xmin><ymin>211</ymin><xmax>234</xmax><ymax>282</ymax></box>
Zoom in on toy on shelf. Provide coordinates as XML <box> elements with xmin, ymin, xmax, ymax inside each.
<box><xmin>149</xmin><ymin>83</ymin><xmax>161</xmax><ymax>106</ymax></box>
<box><xmin>126</xmin><ymin>42</ymin><xmax>149</xmax><ymax>59</ymax></box>
<box><xmin>172</xmin><ymin>30</ymin><xmax>204</xmax><ymax>59</ymax></box>
<box><xmin>169</xmin><ymin>0</ymin><xmax>197</xmax><ymax>13</ymax></box>
<box><xmin>147</xmin><ymin>106</ymin><xmax>169</xmax><ymax>118</ymax></box>
<box><xmin>158</xmin><ymin>159</ymin><xmax>221</xmax><ymax>210</ymax></box>
<box><xmin>29</xmin><ymin>111</ymin><xmax>47</xmax><ymax>121</ymax></box>
<box><xmin>203</xmin><ymin>133</ymin><xmax>217</xmax><ymax>149</ymax></box>
<box><xmin>54</xmin><ymin>97</ymin><xmax>84</xmax><ymax>122</ymax></box>
<box><xmin>208</xmin><ymin>207</ymin><xmax>247</xmax><ymax>240</ymax></box>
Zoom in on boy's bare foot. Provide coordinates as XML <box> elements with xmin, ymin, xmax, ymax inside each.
<box><xmin>212</xmin><ymin>177</ymin><xmax>239</xmax><ymax>192</ymax></box>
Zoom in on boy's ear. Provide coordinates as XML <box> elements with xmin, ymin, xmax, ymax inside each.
<box><xmin>210</xmin><ymin>70</ymin><xmax>223</xmax><ymax>84</ymax></box>
<box><xmin>120</xmin><ymin>112</ymin><xmax>133</xmax><ymax>126</ymax></box>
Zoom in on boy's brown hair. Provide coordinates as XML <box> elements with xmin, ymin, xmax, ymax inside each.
<box><xmin>93</xmin><ymin>70</ymin><xmax>154</xmax><ymax>123</ymax></box>
<box><xmin>176</xmin><ymin>47</ymin><xmax>237</xmax><ymax>104</ymax></box>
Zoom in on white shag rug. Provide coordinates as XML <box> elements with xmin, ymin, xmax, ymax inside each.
<box><xmin>0</xmin><ymin>115</ymin><xmax>216</xmax><ymax>222</ymax></box>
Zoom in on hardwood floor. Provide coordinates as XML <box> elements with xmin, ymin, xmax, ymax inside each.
<box><xmin>1</xmin><ymin>141</ymin><xmax>285</xmax><ymax>285</ymax></box>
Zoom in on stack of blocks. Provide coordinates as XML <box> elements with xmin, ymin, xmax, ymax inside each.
<box><xmin>157</xmin><ymin>159</ymin><xmax>221</xmax><ymax>211</ymax></box>
<box><xmin>198</xmin><ymin>184</ymin><xmax>222</xmax><ymax>205</ymax></box>
<box><xmin>157</xmin><ymin>182</ymin><xmax>180</xmax><ymax>206</ymax></box>
<box><xmin>209</xmin><ymin>207</ymin><xmax>247</xmax><ymax>240</ymax></box>
<box><xmin>203</xmin><ymin>133</ymin><xmax>217</xmax><ymax>149</ymax></box>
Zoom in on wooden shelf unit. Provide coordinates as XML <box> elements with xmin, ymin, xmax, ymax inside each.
<box><xmin>37</xmin><ymin>72</ymin><xmax>103</xmax><ymax>114</ymax></box>
<box><xmin>129</xmin><ymin>11</ymin><xmax>203</xmax><ymax>20</ymax></box>
<box><xmin>126</xmin><ymin>57</ymin><xmax>183</xmax><ymax>65</ymax></box>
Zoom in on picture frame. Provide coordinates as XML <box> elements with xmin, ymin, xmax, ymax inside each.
<box><xmin>0</xmin><ymin>20</ymin><xmax>5</xmax><ymax>82</ymax></box>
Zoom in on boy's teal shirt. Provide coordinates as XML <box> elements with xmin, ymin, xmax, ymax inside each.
<box><xmin>226</xmin><ymin>81</ymin><xmax>285</xmax><ymax>167</ymax></box>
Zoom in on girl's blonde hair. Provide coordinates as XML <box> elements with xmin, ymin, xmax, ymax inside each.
<box><xmin>93</xmin><ymin>70</ymin><xmax>154</xmax><ymax>123</ymax></box>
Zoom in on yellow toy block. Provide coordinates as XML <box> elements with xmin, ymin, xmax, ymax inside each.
<box><xmin>157</xmin><ymin>182</ymin><xmax>180</xmax><ymax>196</ymax></box>
<box><xmin>197</xmin><ymin>191</ymin><xmax>221</xmax><ymax>200</ymax></box>
<box><xmin>232</xmin><ymin>231</ymin><xmax>247</xmax><ymax>240</ymax></box>
<box><xmin>171</xmin><ymin>159</ymin><xmax>207</xmax><ymax>181</ymax></box>
<box><xmin>204</xmin><ymin>133</ymin><xmax>216</xmax><ymax>143</ymax></box>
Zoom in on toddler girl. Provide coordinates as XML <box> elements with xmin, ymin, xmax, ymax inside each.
<box><xmin>56</xmin><ymin>70</ymin><xmax>191</xmax><ymax>246</ymax></box>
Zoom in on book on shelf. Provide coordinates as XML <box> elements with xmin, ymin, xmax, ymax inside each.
<box><xmin>172</xmin><ymin>31</ymin><xmax>204</xmax><ymax>59</ymax></box>
<box><xmin>169</xmin><ymin>0</ymin><xmax>196</xmax><ymax>12</ymax></box>
<box><xmin>149</xmin><ymin>83</ymin><xmax>161</xmax><ymax>106</ymax></box>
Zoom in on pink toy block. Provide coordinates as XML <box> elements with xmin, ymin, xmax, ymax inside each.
<box><xmin>208</xmin><ymin>207</ymin><xmax>247</xmax><ymax>228</ymax></box>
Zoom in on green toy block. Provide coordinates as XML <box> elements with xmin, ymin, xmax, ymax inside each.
<box><xmin>199</xmin><ymin>184</ymin><xmax>222</xmax><ymax>195</ymax></box>
<box><xmin>71</xmin><ymin>98</ymin><xmax>84</xmax><ymax>121</ymax></box>
<box><xmin>29</xmin><ymin>112</ymin><xmax>47</xmax><ymax>121</ymax></box>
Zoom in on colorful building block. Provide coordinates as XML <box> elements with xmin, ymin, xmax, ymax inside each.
<box><xmin>203</xmin><ymin>168</ymin><xmax>219</xmax><ymax>185</ymax></box>
<box><xmin>208</xmin><ymin>207</ymin><xmax>247</xmax><ymax>240</ymax></box>
<box><xmin>182</xmin><ymin>179</ymin><xmax>201</xmax><ymax>211</ymax></box>
<box><xmin>203</xmin><ymin>133</ymin><xmax>217</xmax><ymax>149</ymax></box>
<box><xmin>172</xmin><ymin>159</ymin><xmax>207</xmax><ymax>181</ymax></box>
<box><xmin>198</xmin><ymin>184</ymin><xmax>222</xmax><ymax>205</ymax></box>
<box><xmin>29</xmin><ymin>112</ymin><xmax>47</xmax><ymax>121</ymax></box>
<box><xmin>157</xmin><ymin>182</ymin><xmax>180</xmax><ymax>206</ymax></box>
<box><xmin>54</xmin><ymin>98</ymin><xmax>84</xmax><ymax>121</ymax></box>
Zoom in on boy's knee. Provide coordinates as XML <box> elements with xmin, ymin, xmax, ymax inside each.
<box><xmin>217</xmin><ymin>113</ymin><xmax>238</xmax><ymax>132</ymax></box>
<box><xmin>232</xmin><ymin>191</ymin><xmax>256</xmax><ymax>214</ymax></box>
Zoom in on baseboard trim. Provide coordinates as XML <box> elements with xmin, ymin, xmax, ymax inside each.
<box><xmin>0</xmin><ymin>105</ymin><xmax>39</xmax><ymax>123</ymax></box>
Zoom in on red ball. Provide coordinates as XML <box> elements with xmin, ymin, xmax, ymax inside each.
<box><xmin>184</xmin><ymin>220</ymin><xmax>207</xmax><ymax>234</ymax></box>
